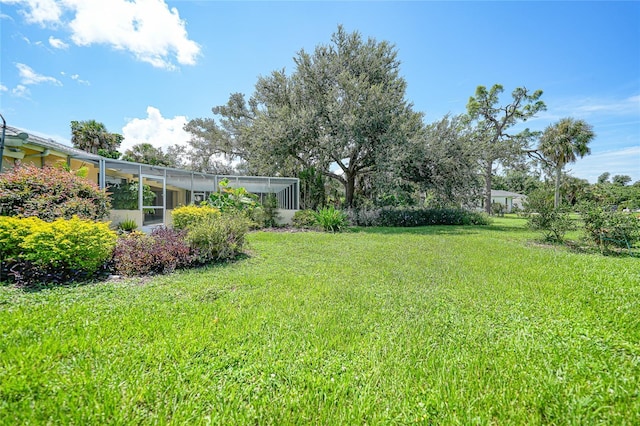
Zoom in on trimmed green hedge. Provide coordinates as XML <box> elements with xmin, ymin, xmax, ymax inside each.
<box><xmin>348</xmin><ymin>207</ymin><xmax>491</xmax><ymax>227</ymax></box>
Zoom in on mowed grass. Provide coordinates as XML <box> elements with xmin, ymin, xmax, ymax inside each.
<box><xmin>1</xmin><ymin>217</ymin><xmax>638</xmax><ymax>424</ymax></box>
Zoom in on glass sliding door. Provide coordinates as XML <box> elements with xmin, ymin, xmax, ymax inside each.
<box><xmin>141</xmin><ymin>175</ymin><xmax>165</xmax><ymax>226</ymax></box>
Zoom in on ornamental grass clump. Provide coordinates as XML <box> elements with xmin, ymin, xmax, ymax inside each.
<box><xmin>313</xmin><ymin>206</ymin><xmax>349</xmax><ymax>232</ymax></box>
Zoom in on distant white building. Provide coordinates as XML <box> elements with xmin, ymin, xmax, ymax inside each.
<box><xmin>490</xmin><ymin>190</ymin><xmax>526</xmax><ymax>213</ymax></box>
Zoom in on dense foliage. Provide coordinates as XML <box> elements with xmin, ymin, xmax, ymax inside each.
<box><xmin>346</xmin><ymin>207</ymin><xmax>491</xmax><ymax>227</ymax></box>
<box><xmin>186</xmin><ymin>212</ymin><xmax>252</xmax><ymax>262</ymax></box>
<box><xmin>0</xmin><ymin>216</ymin><xmax>116</xmax><ymax>285</ymax></box>
<box><xmin>171</xmin><ymin>204</ymin><xmax>221</xmax><ymax>230</ymax></box>
<box><xmin>111</xmin><ymin>227</ymin><xmax>195</xmax><ymax>276</ymax></box>
<box><xmin>579</xmin><ymin>203</ymin><xmax>640</xmax><ymax>252</ymax></box>
<box><xmin>398</xmin><ymin>115</ymin><xmax>481</xmax><ymax>208</ymax></box>
<box><xmin>203</xmin><ymin>179</ymin><xmax>259</xmax><ymax>214</ymax></box>
<box><xmin>523</xmin><ymin>189</ymin><xmax>575</xmax><ymax>242</ymax></box>
<box><xmin>0</xmin><ymin>164</ymin><xmax>110</xmax><ymax>221</ymax></box>
<box><xmin>121</xmin><ymin>143</ymin><xmax>177</xmax><ymax>167</ymax></box>
<box><xmin>291</xmin><ymin>209</ymin><xmax>318</xmax><ymax>229</ymax></box>
<box><xmin>108</xmin><ymin>182</ymin><xmax>156</xmax><ymax>210</ymax></box>
<box><xmin>71</xmin><ymin>119</ymin><xmax>122</xmax><ymax>157</ymax></box>
<box><xmin>188</xmin><ymin>26</ymin><xmax>423</xmax><ymax>207</ymax></box>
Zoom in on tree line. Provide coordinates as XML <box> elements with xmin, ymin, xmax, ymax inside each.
<box><xmin>70</xmin><ymin>26</ymin><xmax>638</xmax><ymax>212</ymax></box>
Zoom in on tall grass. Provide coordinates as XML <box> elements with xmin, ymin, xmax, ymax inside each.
<box><xmin>1</xmin><ymin>217</ymin><xmax>638</xmax><ymax>424</ymax></box>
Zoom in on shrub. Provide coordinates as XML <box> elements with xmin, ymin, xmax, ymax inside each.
<box><xmin>172</xmin><ymin>205</ymin><xmax>221</xmax><ymax>230</ymax></box>
<box><xmin>580</xmin><ymin>203</ymin><xmax>640</xmax><ymax>252</ymax></box>
<box><xmin>19</xmin><ymin>217</ymin><xmax>116</xmax><ymax>273</ymax></box>
<box><xmin>524</xmin><ymin>190</ymin><xmax>575</xmax><ymax>243</ymax></box>
<box><xmin>148</xmin><ymin>227</ymin><xmax>196</xmax><ymax>273</ymax></box>
<box><xmin>260</xmin><ymin>193</ymin><xmax>280</xmax><ymax>228</ymax></box>
<box><xmin>371</xmin><ymin>207</ymin><xmax>491</xmax><ymax>227</ymax></box>
<box><xmin>0</xmin><ymin>216</ymin><xmax>42</xmax><ymax>260</ymax></box>
<box><xmin>345</xmin><ymin>208</ymin><xmax>381</xmax><ymax>227</ymax></box>
<box><xmin>110</xmin><ymin>232</ymin><xmax>154</xmax><ymax>276</ymax></box>
<box><xmin>1</xmin><ymin>216</ymin><xmax>117</xmax><ymax>285</ymax></box>
<box><xmin>111</xmin><ymin>227</ymin><xmax>195</xmax><ymax>276</ymax></box>
<box><xmin>292</xmin><ymin>209</ymin><xmax>318</xmax><ymax>229</ymax></box>
<box><xmin>0</xmin><ymin>164</ymin><xmax>110</xmax><ymax>221</ymax></box>
<box><xmin>313</xmin><ymin>206</ymin><xmax>349</xmax><ymax>232</ymax></box>
<box><xmin>186</xmin><ymin>212</ymin><xmax>251</xmax><ymax>263</ymax></box>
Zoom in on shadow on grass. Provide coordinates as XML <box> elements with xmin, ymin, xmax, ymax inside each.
<box><xmin>352</xmin><ymin>225</ymin><xmax>481</xmax><ymax>236</ymax></box>
<box><xmin>0</xmin><ymin>253</ymin><xmax>254</xmax><ymax>293</ymax></box>
<box><xmin>351</xmin><ymin>221</ymin><xmax>532</xmax><ymax>237</ymax></box>
<box><xmin>564</xmin><ymin>240</ymin><xmax>639</xmax><ymax>258</ymax></box>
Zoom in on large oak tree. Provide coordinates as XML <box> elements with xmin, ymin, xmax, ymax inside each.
<box><xmin>188</xmin><ymin>26</ymin><xmax>423</xmax><ymax>207</ymax></box>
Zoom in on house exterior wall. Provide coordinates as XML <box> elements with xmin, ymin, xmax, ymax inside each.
<box><xmin>491</xmin><ymin>195</ymin><xmax>514</xmax><ymax>213</ymax></box>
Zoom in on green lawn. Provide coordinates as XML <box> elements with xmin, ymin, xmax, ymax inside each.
<box><xmin>1</xmin><ymin>217</ymin><xmax>638</xmax><ymax>424</ymax></box>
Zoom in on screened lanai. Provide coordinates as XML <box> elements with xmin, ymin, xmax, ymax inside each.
<box><xmin>1</xmin><ymin>126</ymin><xmax>299</xmax><ymax>228</ymax></box>
<box><xmin>98</xmin><ymin>158</ymin><xmax>299</xmax><ymax>227</ymax></box>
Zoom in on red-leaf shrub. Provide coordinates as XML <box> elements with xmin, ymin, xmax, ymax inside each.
<box><xmin>111</xmin><ymin>227</ymin><xmax>195</xmax><ymax>276</ymax></box>
<box><xmin>0</xmin><ymin>164</ymin><xmax>110</xmax><ymax>221</ymax></box>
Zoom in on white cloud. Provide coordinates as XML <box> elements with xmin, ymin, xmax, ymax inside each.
<box><xmin>48</xmin><ymin>35</ymin><xmax>68</xmax><ymax>49</ymax></box>
<box><xmin>570</xmin><ymin>146</ymin><xmax>640</xmax><ymax>183</ymax></box>
<box><xmin>5</xmin><ymin>0</ymin><xmax>201</xmax><ymax>70</ymax></box>
<box><xmin>0</xmin><ymin>84</ymin><xmax>7</xmax><ymax>92</ymax></box>
<box><xmin>543</xmin><ymin>94</ymin><xmax>640</xmax><ymax>122</ymax></box>
<box><xmin>12</xmin><ymin>84</ymin><xmax>30</xmax><ymax>98</ymax></box>
<box><xmin>70</xmin><ymin>73</ymin><xmax>89</xmax><ymax>85</ymax></box>
<box><xmin>16</xmin><ymin>62</ymin><xmax>62</xmax><ymax>86</ymax></box>
<box><xmin>1</xmin><ymin>0</ymin><xmax>62</xmax><ymax>25</ymax></box>
<box><xmin>121</xmin><ymin>106</ymin><xmax>190</xmax><ymax>153</ymax></box>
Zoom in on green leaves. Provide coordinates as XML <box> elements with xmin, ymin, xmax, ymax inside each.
<box><xmin>313</xmin><ymin>206</ymin><xmax>349</xmax><ymax>232</ymax></box>
<box><xmin>204</xmin><ymin>178</ymin><xmax>259</xmax><ymax>214</ymax></box>
<box><xmin>70</xmin><ymin>119</ymin><xmax>122</xmax><ymax>156</ymax></box>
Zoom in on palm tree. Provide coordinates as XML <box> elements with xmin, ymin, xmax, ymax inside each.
<box><xmin>71</xmin><ymin>120</ymin><xmax>122</xmax><ymax>155</ymax></box>
<box><xmin>539</xmin><ymin>117</ymin><xmax>595</xmax><ymax>208</ymax></box>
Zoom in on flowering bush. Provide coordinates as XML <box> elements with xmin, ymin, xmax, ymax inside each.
<box><xmin>0</xmin><ymin>164</ymin><xmax>110</xmax><ymax>221</ymax></box>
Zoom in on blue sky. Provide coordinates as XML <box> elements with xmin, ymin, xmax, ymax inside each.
<box><xmin>1</xmin><ymin>0</ymin><xmax>638</xmax><ymax>183</ymax></box>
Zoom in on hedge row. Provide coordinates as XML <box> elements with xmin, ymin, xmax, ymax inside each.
<box><xmin>346</xmin><ymin>207</ymin><xmax>492</xmax><ymax>227</ymax></box>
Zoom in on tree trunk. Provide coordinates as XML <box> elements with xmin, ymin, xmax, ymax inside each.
<box><xmin>344</xmin><ymin>172</ymin><xmax>356</xmax><ymax>208</ymax></box>
<box><xmin>484</xmin><ymin>161</ymin><xmax>493</xmax><ymax>214</ymax></box>
<box><xmin>554</xmin><ymin>165</ymin><xmax>562</xmax><ymax>209</ymax></box>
